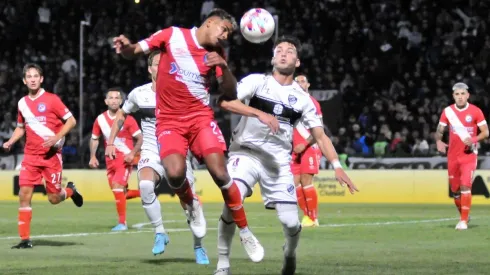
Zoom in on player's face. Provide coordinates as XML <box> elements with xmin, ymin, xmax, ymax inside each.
<box><xmin>105</xmin><ymin>91</ymin><xmax>122</xmax><ymax>111</ymax></box>
<box><xmin>148</xmin><ymin>54</ymin><xmax>160</xmax><ymax>82</ymax></box>
<box><xmin>272</xmin><ymin>42</ymin><xmax>300</xmax><ymax>75</ymax></box>
<box><xmin>453</xmin><ymin>89</ymin><xmax>469</xmax><ymax>107</ymax></box>
<box><xmin>22</xmin><ymin>68</ymin><xmax>43</xmax><ymax>91</ymax></box>
<box><xmin>207</xmin><ymin>18</ymin><xmax>233</xmax><ymax>46</ymax></box>
<box><xmin>295</xmin><ymin>75</ymin><xmax>310</xmax><ymax>93</ymax></box>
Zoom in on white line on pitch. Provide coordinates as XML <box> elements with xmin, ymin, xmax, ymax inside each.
<box><xmin>0</xmin><ymin>217</ymin><xmax>462</xmax><ymax>241</ymax></box>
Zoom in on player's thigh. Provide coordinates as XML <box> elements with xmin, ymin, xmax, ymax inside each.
<box><xmin>189</xmin><ymin>119</ymin><xmax>227</xmax><ymax>160</ymax></box>
<box><xmin>448</xmin><ymin>159</ymin><xmax>461</xmax><ymax>193</ymax></box>
<box><xmin>38</xmin><ymin>154</ymin><xmax>63</xmax><ymax>194</ymax></box>
<box><xmin>259</xmin><ymin>167</ymin><xmax>297</xmax><ymax>209</ymax></box>
<box><xmin>112</xmin><ymin>165</ymin><xmax>132</xmax><ymax>187</ymax></box>
<box><xmin>138</xmin><ymin>153</ymin><xmax>164</xmax><ymax>183</ymax></box>
<box><xmin>158</xmin><ymin>128</ymin><xmax>189</xmax><ymax>159</ymax></box>
<box><xmin>290</xmin><ymin>154</ymin><xmax>301</xmax><ymax>179</ymax></box>
<box><xmin>227</xmin><ymin>154</ymin><xmax>260</xmax><ymax>200</ymax></box>
<box><xmin>459</xmin><ymin>159</ymin><xmax>477</xmax><ymax>188</ymax></box>
<box><xmin>19</xmin><ymin>160</ymin><xmax>43</xmax><ymax>189</ymax></box>
<box><xmin>300</xmin><ymin>149</ymin><xmax>320</xmax><ymax>176</ymax></box>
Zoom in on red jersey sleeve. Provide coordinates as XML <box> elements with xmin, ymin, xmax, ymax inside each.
<box><xmin>91</xmin><ymin>119</ymin><xmax>101</xmax><ymax>139</ymax></box>
<box><xmin>126</xmin><ymin>115</ymin><xmax>142</xmax><ymax>137</ymax></box>
<box><xmin>17</xmin><ymin>109</ymin><xmax>25</xmax><ymax>127</ymax></box>
<box><xmin>138</xmin><ymin>27</ymin><xmax>173</xmax><ymax>54</ymax></box>
<box><xmin>439</xmin><ymin>110</ymin><xmax>449</xmax><ymax>126</ymax></box>
<box><xmin>52</xmin><ymin>95</ymin><xmax>73</xmax><ymax>120</ymax></box>
<box><xmin>475</xmin><ymin>107</ymin><xmax>487</xmax><ymax>127</ymax></box>
<box><xmin>311</xmin><ymin>97</ymin><xmax>323</xmax><ymax>117</ymax></box>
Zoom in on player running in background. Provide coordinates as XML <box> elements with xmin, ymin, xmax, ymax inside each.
<box><xmin>4</xmin><ymin>63</ymin><xmax>83</xmax><ymax>249</ymax></box>
<box><xmin>105</xmin><ymin>51</ymin><xmax>209</xmax><ymax>264</ymax></box>
<box><xmin>290</xmin><ymin>75</ymin><xmax>323</xmax><ymax>227</ymax></box>
<box><xmin>112</xmin><ymin>8</ymin><xmax>279</xmax><ymax>260</ymax></box>
<box><xmin>89</xmin><ymin>88</ymin><xmax>143</xmax><ymax>231</ymax></box>
<box><xmin>436</xmin><ymin>82</ymin><xmax>488</xmax><ymax>230</ymax></box>
<box><xmin>215</xmin><ymin>36</ymin><xmax>358</xmax><ymax>275</ymax></box>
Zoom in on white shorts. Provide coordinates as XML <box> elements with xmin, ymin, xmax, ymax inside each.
<box><xmin>137</xmin><ymin>150</ymin><xmax>195</xmax><ymax>185</ymax></box>
<box><xmin>227</xmin><ymin>152</ymin><xmax>297</xmax><ymax>209</ymax></box>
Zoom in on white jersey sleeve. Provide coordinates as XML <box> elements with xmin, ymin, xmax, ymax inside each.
<box><xmin>237</xmin><ymin>74</ymin><xmax>266</xmax><ymax>102</ymax></box>
<box><xmin>298</xmin><ymin>99</ymin><xmax>323</xmax><ymax>130</ymax></box>
<box><xmin>122</xmin><ymin>89</ymin><xmax>140</xmax><ymax>114</ymax></box>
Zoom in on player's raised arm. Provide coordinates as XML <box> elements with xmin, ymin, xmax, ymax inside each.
<box><xmin>114</xmin><ymin>28</ymin><xmax>172</xmax><ymax>60</ymax></box>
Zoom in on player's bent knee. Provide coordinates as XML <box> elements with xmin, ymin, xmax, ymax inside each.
<box><xmin>47</xmin><ymin>193</ymin><xmax>62</xmax><ymax>205</ymax></box>
<box><xmin>220</xmin><ymin>204</ymin><xmax>234</xmax><ymax>223</ymax></box>
<box><xmin>139</xmin><ymin>180</ymin><xmax>157</xmax><ymax>205</ymax></box>
<box><xmin>300</xmin><ymin>174</ymin><xmax>314</xmax><ymax>186</ymax></box>
<box><xmin>209</xmin><ymin>167</ymin><xmax>231</xmax><ymax>186</ymax></box>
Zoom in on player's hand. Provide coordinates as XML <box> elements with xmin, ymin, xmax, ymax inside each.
<box><xmin>2</xmin><ymin>141</ymin><xmax>13</xmax><ymax>152</ymax></box>
<box><xmin>463</xmin><ymin>137</ymin><xmax>473</xmax><ymax>146</ymax></box>
<box><xmin>42</xmin><ymin>136</ymin><xmax>60</xmax><ymax>148</ymax></box>
<box><xmin>105</xmin><ymin>145</ymin><xmax>117</xmax><ymax>160</ymax></box>
<box><xmin>257</xmin><ymin>112</ymin><xmax>279</xmax><ymax>134</ymax></box>
<box><xmin>335</xmin><ymin>168</ymin><xmax>358</xmax><ymax>194</ymax></box>
<box><xmin>293</xmin><ymin>143</ymin><xmax>307</xmax><ymax>154</ymax></box>
<box><xmin>113</xmin><ymin>35</ymin><xmax>131</xmax><ymax>54</ymax></box>
<box><xmin>124</xmin><ymin>152</ymin><xmax>135</xmax><ymax>164</ymax></box>
<box><xmin>89</xmin><ymin>157</ymin><xmax>99</xmax><ymax>168</ymax></box>
<box><xmin>205</xmin><ymin>52</ymin><xmax>227</xmax><ymax>68</ymax></box>
<box><xmin>436</xmin><ymin>140</ymin><xmax>448</xmax><ymax>153</ymax></box>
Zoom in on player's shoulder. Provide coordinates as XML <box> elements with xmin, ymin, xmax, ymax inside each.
<box><xmin>239</xmin><ymin>73</ymin><xmax>267</xmax><ymax>84</ymax></box>
<box><xmin>469</xmin><ymin>103</ymin><xmax>482</xmax><ymax>112</ymax></box>
<box><xmin>129</xmin><ymin>83</ymin><xmax>152</xmax><ymax>97</ymax></box>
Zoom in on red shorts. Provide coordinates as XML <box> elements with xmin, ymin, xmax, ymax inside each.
<box><xmin>19</xmin><ymin>153</ymin><xmax>63</xmax><ymax>194</ymax></box>
<box><xmin>157</xmin><ymin>116</ymin><xmax>227</xmax><ymax>160</ymax></box>
<box><xmin>290</xmin><ymin>146</ymin><xmax>321</xmax><ymax>175</ymax></box>
<box><xmin>448</xmin><ymin>156</ymin><xmax>477</xmax><ymax>193</ymax></box>
<box><xmin>106</xmin><ymin>157</ymin><xmax>132</xmax><ymax>186</ymax></box>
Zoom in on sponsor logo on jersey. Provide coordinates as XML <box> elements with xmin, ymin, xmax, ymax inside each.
<box><xmin>273</xmin><ymin>104</ymin><xmax>283</xmax><ymax>115</ymax></box>
<box><xmin>465</xmin><ymin>115</ymin><xmax>472</xmax><ymax>122</ymax></box>
<box><xmin>288</xmin><ymin>95</ymin><xmax>297</xmax><ymax>105</ymax></box>
<box><xmin>169</xmin><ymin>62</ymin><xmax>205</xmax><ymax>84</ymax></box>
<box><xmin>37</xmin><ymin>103</ymin><xmax>46</xmax><ymax>112</ymax></box>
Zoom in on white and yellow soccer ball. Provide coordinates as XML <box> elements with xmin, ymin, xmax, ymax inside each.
<box><xmin>240</xmin><ymin>8</ymin><xmax>275</xmax><ymax>44</ymax></box>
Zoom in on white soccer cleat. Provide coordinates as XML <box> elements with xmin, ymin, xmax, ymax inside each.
<box><xmin>185</xmin><ymin>198</ymin><xmax>207</xmax><ymax>238</ymax></box>
<box><xmin>240</xmin><ymin>229</ymin><xmax>264</xmax><ymax>263</ymax></box>
<box><xmin>214</xmin><ymin>268</ymin><xmax>231</xmax><ymax>275</ymax></box>
<box><xmin>455</xmin><ymin>220</ymin><xmax>468</xmax><ymax>230</ymax></box>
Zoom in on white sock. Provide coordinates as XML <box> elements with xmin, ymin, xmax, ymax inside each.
<box><xmin>193</xmin><ymin>234</ymin><xmax>202</xmax><ymax>248</ymax></box>
<box><xmin>140</xmin><ymin>180</ymin><xmax>165</xmax><ymax>233</ymax></box>
<box><xmin>217</xmin><ymin>204</ymin><xmax>236</xmax><ymax>269</ymax></box>
<box><xmin>277</xmin><ymin>203</ymin><xmax>301</xmax><ymax>257</ymax></box>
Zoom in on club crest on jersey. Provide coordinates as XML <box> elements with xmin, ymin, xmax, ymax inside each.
<box><xmin>273</xmin><ymin>104</ymin><xmax>284</xmax><ymax>115</ymax></box>
<box><xmin>288</xmin><ymin>95</ymin><xmax>297</xmax><ymax>105</ymax></box>
<box><xmin>287</xmin><ymin>184</ymin><xmax>295</xmax><ymax>195</ymax></box>
<box><xmin>37</xmin><ymin>103</ymin><xmax>46</xmax><ymax>112</ymax></box>
<box><xmin>465</xmin><ymin>115</ymin><xmax>472</xmax><ymax>122</ymax></box>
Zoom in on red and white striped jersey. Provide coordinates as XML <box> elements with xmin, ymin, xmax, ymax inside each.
<box><xmin>138</xmin><ymin>26</ymin><xmax>225</xmax><ymax>122</ymax></box>
<box><xmin>91</xmin><ymin>111</ymin><xmax>141</xmax><ymax>156</ymax></box>
<box><xmin>17</xmin><ymin>89</ymin><xmax>72</xmax><ymax>155</ymax></box>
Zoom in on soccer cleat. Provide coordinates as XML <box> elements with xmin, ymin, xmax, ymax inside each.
<box><xmin>301</xmin><ymin>216</ymin><xmax>317</xmax><ymax>227</ymax></box>
<box><xmin>152</xmin><ymin>233</ymin><xmax>170</xmax><ymax>255</ymax></box>
<box><xmin>194</xmin><ymin>247</ymin><xmax>210</xmax><ymax>265</ymax></box>
<box><xmin>11</xmin><ymin>239</ymin><xmax>33</xmax><ymax>249</ymax></box>
<box><xmin>455</xmin><ymin>220</ymin><xmax>468</xmax><ymax>230</ymax></box>
<box><xmin>185</xmin><ymin>198</ymin><xmax>207</xmax><ymax>239</ymax></box>
<box><xmin>66</xmin><ymin>182</ymin><xmax>83</xmax><ymax>207</ymax></box>
<box><xmin>111</xmin><ymin>223</ymin><xmax>128</xmax><ymax>231</ymax></box>
<box><xmin>281</xmin><ymin>256</ymin><xmax>297</xmax><ymax>275</ymax></box>
<box><xmin>240</xmin><ymin>229</ymin><xmax>264</xmax><ymax>263</ymax></box>
<box><xmin>214</xmin><ymin>268</ymin><xmax>231</xmax><ymax>275</ymax></box>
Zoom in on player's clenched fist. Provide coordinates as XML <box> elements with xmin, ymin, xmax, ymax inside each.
<box><xmin>88</xmin><ymin>157</ymin><xmax>99</xmax><ymax>168</ymax></box>
<box><xmin>334</xmin><ymin>168</ymin><xmax>358</xmax><ymax>195</ymax></box>
<box><xmin>2</xmin><ymin>141</ymin><xmax>13</xmax><ymax>152</ymax></box>
<box><xmin>113</xmin><ymin>35</ymin><xmax>131</xmax><ymax>54</ymax></box>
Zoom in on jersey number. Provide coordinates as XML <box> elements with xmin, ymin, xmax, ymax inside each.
<box><xmin>210</xmin><ymin>121</ymin><xmax>223</xmax><ymax>136</ymax></box>
<box><xmin>51</xmin><ymin>172</ymin><xmax>61</xmax><ymax>184</ymax></box>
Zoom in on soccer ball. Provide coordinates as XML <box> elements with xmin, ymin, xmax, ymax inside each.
<box><xmin>240</xmin><ymin>8</ymin><xmax>275</xmax><ymax>44</ymax></box>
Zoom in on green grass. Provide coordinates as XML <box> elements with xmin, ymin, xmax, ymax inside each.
<box><xmin>0</xmin><ymin>202</ymin><xmax>489</xmax><ymax>275</ymax></box>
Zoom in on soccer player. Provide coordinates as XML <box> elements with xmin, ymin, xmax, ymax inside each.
<box><xmin>3</xmin><ymin>63</ymin><xmax>83</xmax><ymax>249</ymax></box>
<box><xmin>290</xmin><ymin>74</ymin><xmax>323</xmax><ymax>227</ymax></box>
<box><xmin>436</xmin><ymin>82</ymin><xmax>488</xmax><ymax>230</ymax></box>
<box><xmin>105</xmin><ymin>51</ymin><xmax>209</xmax><ymax>264</ymax></box>
<box><xmin>214</xmin><ymin>36</ymin><xmax>358</xmax><ymax>275</ymax></box>
<box><xmin>89</xmin><ymin>88</ymin><xmax>143</xmax><ymax>231</ymax></box>
<box><xmin>112</xmin><ymin>8</ymin><xmax>279</xmax><ymax>260</ymax></box>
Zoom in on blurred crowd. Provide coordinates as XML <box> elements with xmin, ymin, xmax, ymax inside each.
<box><xmin>1</xmin><ymin>0</ymin><xmax>490</xmax><ymax>168</ymax></box>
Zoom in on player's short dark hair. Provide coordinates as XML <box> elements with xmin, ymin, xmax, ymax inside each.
<box><xmin>106</xmin><ymin>87</ymin><xmax>124</xmax><ymax>99</ymax></box>
<box><xmin>204</xmin><ymin>8</ymin><xmax>238</xmax><ymax>31</ymax></box>
<box><xmin>148</xmin><ymin>50</ymin><xmax>161</xmax><ymax>66</ymax></box>
<box><xmin>273</xmin><ymin>35</ymin><xmax>302</xmax><ymax>58</ymax></box>
<box><xmin>22</xmin><ymin>63</ymin><xmax>43</xmax><ymax>78</ymax></box>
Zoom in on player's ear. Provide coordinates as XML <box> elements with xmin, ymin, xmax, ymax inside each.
<box><xmin>295</xmin><ymin>58</ymin><xmax>300</xmax><ymax>68</ymax></box>
<box><xmin>147</xmin><ymin>66</ymin><xmax>152</xmax><ymax>75</ymax></box>
<box><xmin>270</xmin><ymin>56</ymin><xmax>274</xmax><ymax>66</ymax></box>
<box><xmin>22</xmin><ymin>78</ymin><xmax>26</xmax><ymax>85</ymax></box>
<box><xmin>40</xmin><ymin>76</ymin><xmax>44</xmax><ymax>84</ymax></box>
<box><xmin>307</xmin><ymin>83</ymin><xmax>310</xmax><ymax>89</ymax></box>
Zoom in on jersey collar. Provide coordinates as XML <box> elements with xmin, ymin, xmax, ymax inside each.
<box><xmin>454</xmin><ymin>103</ymin><xmax>469</xmax><ymax>112</ymax></box>
<box><xmin>27</xmin><ymin>88</ymin><xmax>45</xmax><ymax>101</ymax></box>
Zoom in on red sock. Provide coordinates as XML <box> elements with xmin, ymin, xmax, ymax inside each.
<box><xmin>172</xmin><ymin>179</ymin><xmax>195</xmax><ymax>206</ymax></box>
<box><xmin>126</xmin><ymin>189</ymin><xmax>140</xmax><ymax>200</ymax></box>
<box><xmin>296</xmin><ymin>185</ymin><xmax>308</xmax><ymax>216</ymax></box>
<box><xmin>303</xmin><ymin>185</ymin><xmax>318</xmax><ymax>220</ymax></box>
<box><xmin>221</xmin><ymin>181</ymin><xmax>248</xmax><ymax>228</ymax></box>
<box><xmin>461</xmin><ymin>191</ymin><xmax>472</xmax><ymax>222</ymax></box>
<box><xmin>112</xmin><ymin>190</ymin><xmax>127</xmax><ymax>224</ymax></box>
<box><xmin>454</xmin><ymin>196</ymin><xmax>462</xmax><ymax>214</ymax></box>
<box><xmin>64</xmin><ymin>188</ymin><xmax>73</xmax><ymax>199</ymax></box>
<box><xmin>18</xmin><ymin>207</ymin><xmax>32</xmax><ymax>240</ymax></box>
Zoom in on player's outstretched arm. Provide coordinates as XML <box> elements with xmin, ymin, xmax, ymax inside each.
<box><xmin>113</xmin><ymin>35</ymin><xmax>144</xmax><ymax>60</ymax></box>
<box><xmin>218</xmin><ymin>97</ymin><xmax>279</xmax><ymax>133</ymax></box>
<box><xmin>311</xmin><ymin>127</ymin><xmax>358</xmax><ymax>194</ymax></box>
<box><xmin>2</xmin><ymin>126</ymin><xmax>25</xmax><ymax>151</ymax></box>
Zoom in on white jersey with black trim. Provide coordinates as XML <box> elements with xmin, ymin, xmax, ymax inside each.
<box><xmin>229</xmin><ymin>74</ymin><xmax>323</xmax><ymax>168</ymax></box>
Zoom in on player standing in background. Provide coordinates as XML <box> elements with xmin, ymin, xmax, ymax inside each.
<box><xmin>105</xmin><ymin>51</ymin><xmax>209</xmax><ymax>264</ymax></box>
<box><xmin>290</xmin><ymin>75</ymin><xmax>323</xmax><ymax>227</ymax></box>
<box><xmin>4</xmin><ymin>63</ymin><xmax>83</xmax><ymax>249</ymax></box>
<box><xmin>89</xmin><ymin>88</ymin><xmax>143</xmax><ymax>231</ymax></box>
<box><xmin>112</xmin><ymin>8</ymin><xmax>279</xmax><ymax>260</ymax></box>
<box><xmin>215</xmin><ymin>36</ymin><xmax>358</xmax><ymax>275</ymax></box>
<box><xmin>436</xmin><ymin>82</ymin><xmax>489</xmax><ymax>230</ymax></box>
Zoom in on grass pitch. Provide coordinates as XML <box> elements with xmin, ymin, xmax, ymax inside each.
<box><xmin>0</xmin><ymin>202</ymin><xmax>489</xmax><ymax>275</ymax></box>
